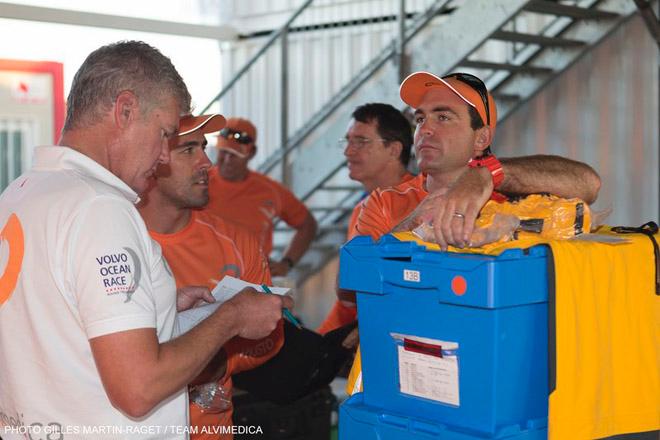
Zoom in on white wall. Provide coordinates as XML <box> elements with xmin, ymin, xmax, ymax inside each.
<box><xmin>495</xmin><ymin>15</ymin><xmax>659</xmax><ymax>226</ymax></box>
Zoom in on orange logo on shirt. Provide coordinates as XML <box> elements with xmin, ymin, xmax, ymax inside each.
<box><xmin>0</xmin><ymin>214</ymin><xmax>24</xmax><ymax>306</ymax></box>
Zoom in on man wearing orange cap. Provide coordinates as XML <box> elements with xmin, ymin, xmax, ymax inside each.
<box><xmin>355</xmin><ymin>71</ymin><xmax>602</xmax><ymax>249</ymax></box>
<box><xmin>139</xmin><ymin>114</ymin><xmax>286</xmax><ymax>439</ymax></box>
<box><xmin>342</xmin><ymin>72</ymin><xmax>602</xmax><ymax>397</ymax></box>
<box><xmin>205</xmin><ymin>118</ymin><xmax>318</xmax><ymax>277</ymax></box>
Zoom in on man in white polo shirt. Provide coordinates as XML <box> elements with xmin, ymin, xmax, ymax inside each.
<box><xmin>0</xmin><ymin>41</ymin><xmax>290</xmax><ymax>439</ymax></box>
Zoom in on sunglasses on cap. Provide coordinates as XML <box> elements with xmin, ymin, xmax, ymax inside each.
<box><xmin>219</xmin><ymin>128</ymin><xmax>254</xmax><ymax>145</ymax></box>
<box><xmin>442</xmin><ymin>72</ymin><xmax>491</xmax><ymax>127</ymax></box>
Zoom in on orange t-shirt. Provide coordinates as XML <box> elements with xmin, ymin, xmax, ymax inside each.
<box><xmin>149</xmin><ymin>210</ymin><xmax>283</xmax><ymax>440</ymax></box>
<box><xmin>204</xmin><ymin>167</ymin><xmax>310</xmax><ymax>255</ymax></box>
<box><xmin>317</xmin><ymin>174</ymin><xmax>416</xmax><ymax>335</ymax></box>
<box><xmin>355</xmin><ymin>173</ymin><xmax>428</xmax><ymax>240</ymax></box>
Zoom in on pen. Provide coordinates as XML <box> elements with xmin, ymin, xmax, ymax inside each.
<box><xmin>261</xmin><ymin>284</ymin><xmax>303</xmax><ymax>329</ymax></box>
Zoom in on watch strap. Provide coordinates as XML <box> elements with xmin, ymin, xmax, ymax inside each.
<box><xmin>468</xmin><ymin>154</ymin><xmax>504</xmax><ymax>189</ymax></box>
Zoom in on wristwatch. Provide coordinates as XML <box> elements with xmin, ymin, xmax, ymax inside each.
<box><xmin>467</xmin><ymin>154</ymin><xmax>504</xmax><ymax>189</ymax></box>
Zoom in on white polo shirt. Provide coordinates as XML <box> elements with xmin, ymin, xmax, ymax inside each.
<box><xmin>0</xmin><ymin>146</ymin><xmax>188</xmax><ymax>439</ymax></box>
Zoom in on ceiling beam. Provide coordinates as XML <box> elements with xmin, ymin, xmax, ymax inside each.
<box><xmin>0</xmin><ymin>2</ymin><xmax>237</xmax><ymax>41</ymax></box>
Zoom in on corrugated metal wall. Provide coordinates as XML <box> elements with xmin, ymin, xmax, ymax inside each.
<box><xmin>214</xmin><ymin>0</ymin><xmax>437</xmax><ymax>167</ymax></box>
<box><xmin>495</xmin><ymin>15</ymin><xmax>659</xmax><ymax>226</ymax></box>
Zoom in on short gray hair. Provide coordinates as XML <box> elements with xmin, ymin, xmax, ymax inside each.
<box><xmin>63</xmin><ymin>40</ymin><xmax>191</xmax><ymax>131</ymax></box>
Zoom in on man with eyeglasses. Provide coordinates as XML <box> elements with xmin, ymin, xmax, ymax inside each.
<box><xmin>205</xmin><ymin>117</ymin><xmax>318</xmax><ymax>277</ymax></box>
<box><xmin>355</xmin><ymin>71</ymin><xmax>602</xmax><ymax>249</ymax></box>
<box><xmin>318</xmin><ymin>102</ymin><xmax>415</xmax><ymax>335</ymax></box>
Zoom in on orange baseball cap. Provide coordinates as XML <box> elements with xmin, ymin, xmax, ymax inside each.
<box><xmin>178</xmin><ymin>114</ymin><xmax>226</xmax><ymax>136</ymax></box>
<box><xmin>399</xmin><ymin>71</ymin><xmax>497</xmax><ymax>130</ymax></box>
<box><xmin>215</xmin><ymin>117</ymin><xmax>257</xmax><ymax>158</ymax></box>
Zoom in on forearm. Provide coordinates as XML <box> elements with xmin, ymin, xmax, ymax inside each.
<box><xmin>281</xmin><ymin>213</ymin><xmax>317</xmax><ymax>264</ymax></box>
<box><xmin>91</xmin><ymin>303</ymin><xmax>240</xmax><ymax>417</ymax></box>
<box><xmin>500</xmin><ymin>155</ymin><xmax>601</xmax><ymax>204</ymax></box>
<box><xmin>189</xmin><ymin>349</ymin><xmax>228</xmax><ymax>386</ymax></box>
<box><xmin>151</xmin><ymin>307</ymin><xmax>239</xmax><ymax>395</ymax></box>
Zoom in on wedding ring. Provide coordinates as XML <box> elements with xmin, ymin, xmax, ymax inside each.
<box><xmin>453</xmin><ymin>212</ymin><xmax>465</xmax><ymax>220</ymax></box>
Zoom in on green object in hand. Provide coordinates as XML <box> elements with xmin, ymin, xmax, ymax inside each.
<box><xmin>261</xmin><ymin>284</ymin><xmax>303</xmax><ymax>329</ymax></box>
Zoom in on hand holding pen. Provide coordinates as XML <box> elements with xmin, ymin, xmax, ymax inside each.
<box><xmin>261</xmin><ymin>284</ymin><xmax>303</xmax><ymax>329</ymax></box>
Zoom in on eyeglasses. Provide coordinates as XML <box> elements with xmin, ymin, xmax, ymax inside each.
<box><xmin>338</xmin><ymin>137</ymin><xmax>389</xmax><ymax>150</ymax></box>
<box><xmin>442</xmin><ymin>72</ymin><xmax>490</xmax><ymax>127</ymax></box>
<box><xmin>219</xmin><ymin>128</ymin><xmax>254</xmax><ymax>145</ymax></box>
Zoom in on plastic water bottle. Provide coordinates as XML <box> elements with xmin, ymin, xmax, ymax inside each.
<box><xmin>189</xmin><ymin>382</ymin><xmax>232</xmax><ymax>413</ymax></box>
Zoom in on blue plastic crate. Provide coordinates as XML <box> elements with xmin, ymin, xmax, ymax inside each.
<box><xmin>339</xmin><ymin>235</ymin><xmax>550</xmax><ymax>437</ymax></box>
<box><xmin>340</xmin><ymin>394</ymin><xmax>548</xmax><ymax>440</ymax></box>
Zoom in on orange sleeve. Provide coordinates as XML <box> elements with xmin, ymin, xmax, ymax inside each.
<box><xmin>354</xmin><ymin>175</ymin><xmax>427</xmax><ymax>241</ymax></box>
<box><xmin>346</xmin><ymin>199</ymin><xmax>366</xmax><ymax>240</ymax></box>
<box><xmin>224</xmin><ymin>320</ymin><xmax>284</xmax><ymax>375</ymax></box>
<box><xmin>355</xmin><ymin>191</ymin><xmax>394</xmax><ymax>241</ymax></box>
<box><xmin>317</xmin><ymin>300</ymin><xmax>357</xmax><ymax>334</ymax></box>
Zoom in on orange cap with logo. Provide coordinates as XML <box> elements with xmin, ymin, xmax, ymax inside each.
<box><xmin>399</xmin><ymin>71</ymin><xmax>497</xmax><ymax>131</ymax></box>
<box><xmin>178</xmin><ymin>114</ymin><xmax>226</xmax><ymax>136</ymax></box>
<box><xmin>216</xmin><ymin>117</ymin><xmax>257</xmax><ymax>158</ymax></box>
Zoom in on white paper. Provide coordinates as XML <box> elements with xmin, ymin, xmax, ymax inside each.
<box><xmin>393</xmin><ymin>333</ymin><xmax>460</xmax><ymax>406</ymax></box>
<box><xmin>176</xmin><ymin>276</ymin><xmax>290</xmax><ymax>334</ymax></box>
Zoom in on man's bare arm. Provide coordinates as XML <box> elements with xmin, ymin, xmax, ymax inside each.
<box><xmin>394</xmin><ymin>155</ymin><xmax>601</xmax><ymax>249</ymax></box>
<box><xmin>270</xmin><ymin>212</ymin><xmax>318</xmax><ymax>276</ymax></box>
<box><xmin>500</xmin><ymin>155</ymin><xmax>601</xmax><ymax>204</ymax></box>
<box><xmin>90</xmin><ymin>288</ymin><xmax>292</xmax><ymax>418</ymax></box>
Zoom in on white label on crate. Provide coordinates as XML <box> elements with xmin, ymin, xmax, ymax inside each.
<box><xmin>403</xmin><ymin>269</ymin><xmax>421</xmax><ymax>282</ymax></box>
<box><xmin>396</xmin><ymin>336</ymin><xmax>460</xmax><ymax>406</ymax></box>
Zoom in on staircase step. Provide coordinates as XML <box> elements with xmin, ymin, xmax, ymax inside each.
<box><xmin>460</xmin><ymin>60</ymin><xmax>553</xmax><ymax>75</ymax></box>
<box><xmin>318</xmin><ymin>224</ymin><xmax>349</xmax><ymax>233</ymax></box>
<box><xmin>491</xmin><ymin>30</ymin><xmax>585</xmax><ymax>47</ymax></box>
<box><xmin>309</xmin><ymin>206</ymin><xmax>355</xmax><ymax>213</ymax></box>
<box><xmin>272</xmin><ymin>243</ymin><xmax>339</xmax><ymax>252</ymax></box>
<box><xmin>523</xmin><ymin>1</ymin><xmax>620</xmax><ymax>20</ymax></box>
<box><xmin>492</xmin><ymin>93</ymin><xmax>521</xmax><ymax>103</ymax></box>
<box><xmin>320</xmin><ymin>185</ymin><xmax>363</xmax><ymax>191</ymax></box>
<box><xmin>275</xmin><ymin>223</ymin><xmax>348</xmax><ymax>233</ymax></box>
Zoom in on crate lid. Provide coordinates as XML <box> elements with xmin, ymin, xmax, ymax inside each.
<box><xmin>339</xmin><ymin>235</ymin><xmax>549</xmax><ymax>308</ymax></box>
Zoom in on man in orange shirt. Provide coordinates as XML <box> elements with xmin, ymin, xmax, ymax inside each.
<box><xmin>356</xmin><ymin>71</ymin><xmax>601</xmax><ymax>247</ymax></box>
<box><xmin>344</xmin><ymin>73</ymin><xmax>602</xmax><ymax>396</ymax></box>
<box><xmin>317</xmin><ymin>103</ymin><xmax>415</xmax><ymax>334</ymax></box>
<box><xmin>139</xmin><ymin>114</ymin><xmax>285</xmax><ymax>439</ymax></box>
<box><xmin>205</xmin><ymin>118</ymin><xmax>317</xmax><ymax>277</ymax></box>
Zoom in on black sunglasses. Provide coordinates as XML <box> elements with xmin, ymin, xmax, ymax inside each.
<box><xmin>219</xmin><ymin>128</ymin><xmax>254</xmax><ymax>145</ymax></box>
<box><xmin>442</xmin><ymin>72</ymin><xmax>491</xmax><ymax>127</ymax></box>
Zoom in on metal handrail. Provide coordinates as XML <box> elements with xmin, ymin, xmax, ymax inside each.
<box><xmin>258</xmin><ymin>0</ymin><xmax>453</xmax><ymax>183</ymax></box>
<box><xmin>200</xmin><ymin>0</ymin><xmax>314</xmax><ymax>114</ymax></box>
<box><xmin>257</xmin><ymin>0</ymin><xmax>454</xmax><ymax>178</ymax></box>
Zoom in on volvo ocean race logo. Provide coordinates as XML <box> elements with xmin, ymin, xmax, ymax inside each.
<box><xmin>95</xmin><ymin>247</ymin><xmax>142</xmax><ymax>302</ymax></box>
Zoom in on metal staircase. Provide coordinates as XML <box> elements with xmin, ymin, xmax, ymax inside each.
<box><xmin>204</xmin><ymin>0</ymin><xmax>646</xmax><ymax>284</ymax></box>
